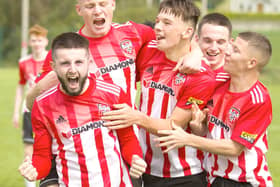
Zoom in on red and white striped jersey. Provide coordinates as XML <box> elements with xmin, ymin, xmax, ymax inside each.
<box><xmin>31</xmin><ymin>75</ymin><xmax>142</xmax><ymax>187</ymax></box>
<box><xmin>18</xmin><ymin>54</ymin><xmax>45</xmax><ymax>88</ymax></box>
<box><xmin>136</xmin><ymin>40</ymin><xmax>216</xmax><ymax>177</ymax></box>
<box><xmin>205</xmin><ymin>81</ymin><xmax>273</xmax><ymax>187</ymax></box>
<box><xmin>37</xmin><ymin>21</ymin><xmax>154</xmax><ymax>106</ymax></box>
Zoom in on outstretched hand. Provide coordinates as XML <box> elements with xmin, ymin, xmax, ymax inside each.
<box><xmin>129</xmin><ymin>155</ymin><xmax>147</xmax><ymax>178</ymax></box>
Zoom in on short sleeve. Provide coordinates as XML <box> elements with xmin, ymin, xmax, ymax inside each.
<box><xmin>231</xmin><ymin>100</ymin><xmax>272</xmax><ymax>149</ymax></box>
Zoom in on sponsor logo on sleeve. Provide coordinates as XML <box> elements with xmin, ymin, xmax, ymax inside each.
<box><xmin>240</xmin><ymin>131</ymin><xmax>257</xmax><ymax>144</ymax></box>
<box><xmin>185</xmin><ymin>97</ymin><xmax>204</xmax><ymax>106</ymax></box>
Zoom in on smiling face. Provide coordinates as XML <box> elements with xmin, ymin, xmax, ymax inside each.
<box><xmin>52</xmin><ymin>48</ymin><xmax>90</xmax><ymax>96</ymax></box>
<box><xmin>198</xmin><ymin>23</ymin><xmax>230</xmax><ymax>70</ymax></box>
<box><xmin>154</xmin><ymin>11</ymin><xmax>191</xmax><ymax>52</ymax></box>
<box><xmin>76</xmin><ymin>0</ymin><xmax>115</xmax><ymax>38</ymax></box>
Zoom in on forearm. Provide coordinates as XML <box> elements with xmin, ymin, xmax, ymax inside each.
<box><xmin>187</xmin><ymin>134</ymin><xmax>244</xmax><ymax>156</ymax></box>
<box><xmin>13</xmin><ymin>85</ymin><xmax>24</xmax><ymax>114</ymax></box>
<box><xmin>140</xmin><ymin>116</ymin><xmax>172</xmax><ymax>135</ymax></box>
<box><xmin>117</xmin><ymin>126</ymin><xmax>143</xmax><ymax>165</ymax></box>
<box><xmin>26</xmin><ymin>71</ymin><xmax>58</xmax><ymax>110</ymax></box>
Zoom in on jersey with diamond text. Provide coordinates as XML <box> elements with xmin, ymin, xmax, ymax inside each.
<box><xmin>136</xmin><ymin>40</ymin><xmax>216</xmax><ymax>177</ymax></box>
<box><xmin>31</xmin><ymin>75</ymin><xmax>142</xmax><ymax>187</ymax></box>
<box><xmin>205</xmin><ymin>81</ymin><xmax>273</xmax><ymax>187</ymax></box>
<box><xmin>37</xmin><ymin>21</ymin><xmax>154</xmax><ymax>106</ymax></box>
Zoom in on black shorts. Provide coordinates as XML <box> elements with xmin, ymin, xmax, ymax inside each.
<box><xmin>142</xmin><ymin>171</ymin><xmax>207</xmax><ymax>187</ymax></box>
<box><xmin>39</xmin><ymin>157</ymin><xmax>58</xmax><ymax>187</ymax></box>
<box><xmin>22</xmin><ymin>112</ymin><xmax>34</xmax><ymax>144</ymax></box>
<box><xmin>211</xmin><ymin>177</ymin><xmax>253</xmax><ymax>187</ymax></box>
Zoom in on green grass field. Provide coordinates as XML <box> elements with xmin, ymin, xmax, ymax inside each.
<box><xmin>1</xmin><ymin>31</ymin><xmax>280</xmax><ymax>186</ymax></box>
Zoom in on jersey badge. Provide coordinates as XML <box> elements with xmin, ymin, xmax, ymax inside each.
<box><xmin>98</xmin><ymin>104</ymin><xmax>111</xmax><ymax>115</ymax></box>
<box><xmin>186</xmin><ymin>97</ymin><xmax>204</xmax><ymax>106</ymax></box>
<box><xmin>240</xmin><ymin>131</ymin><xmax>257</xmax><ymax>144</ymax></box>
<box><xmin>228</xmin><ymin>107</ymin><xmax>240</xmax><ymax>123</ymax></box>
<box><xmin>174</xmin><ymin>73</ymin><xmax>186</xmax><ymax>85</ymax></box>
<box><xmin>120</xmin><ymin>39</ymin><xmax>135</xmax><ymax>58</ymax></box>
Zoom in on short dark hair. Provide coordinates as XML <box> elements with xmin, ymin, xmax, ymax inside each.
<box><xmin>51</xmin><ymin>32</ymin><xmax>89</xmax><ymax>60</ymax></box>
<box><xmin>159</xmin><ymin>0</ymin><xmax>200</xmax><ymax>30</ymax></box>
<box><xmin>238</xmin><ymin>31</ymin><xmax>272</xmax><ymax>71</ymax></box>
<box><xmin>197</xmin><ymin>13</ymin><xmax>232</xmax><ymax>37</ymax></box>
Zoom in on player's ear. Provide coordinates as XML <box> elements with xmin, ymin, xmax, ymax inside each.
<box><xmin>181</xmin><ymin>27</ymin><xmax>193</xmax><ymax>40</ymax></box>
<box><xmin>75</xmin><ymin>3</ymin><xmax>82</xmax><ymax>16</ymax></box>
<box><xmin>51</xmin><ymin>61</ymin><xmax>55</xmax><ymax>69</ymax></box>
<box><xmin>248</xmin><ymin>58</ymin><xmax>257</xmax><ymax>69</ymax></box>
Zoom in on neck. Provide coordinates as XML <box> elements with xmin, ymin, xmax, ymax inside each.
<box><xmin>164</xmin><ymin>41</ymin><xmax>191</xmax><ymax>62</ymax></box>
<box><xmin>229</xmin><ymin>71</ymin><xmax>259</xmax><ymax>92</ymax></box>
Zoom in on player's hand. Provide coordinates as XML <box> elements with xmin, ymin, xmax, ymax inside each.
<box><xmin>129</xmin><ymin>155</ymin><xmax>147</xmax><ymax>179</ymax></box>
<box><xmin>156</xmin><ymin>121</ymin><xmax>189</xmax><ymax>153</ymax></box>
<box><xmin>18</xmin><ymin>156</ymin><xmax>38</xmax><ymax>181</ymax></box>
<box><xmin>189</xmin><ymin>103</ymin><xmax>208</xmax><ymax>128</ymax></box>
<box><xmin>102</xmin><ymin>104</ymin><xmax>143</xmax><ymax>130</ymax></box>
<box><xmin>173</xmin><ymin>45</ymin><xmax>203</xmax><ymax>74</ymax></box>
<box><xmin>12</xmin><ymin>113</ymin><xmax>20</xmax><ymax>128</ymax></box>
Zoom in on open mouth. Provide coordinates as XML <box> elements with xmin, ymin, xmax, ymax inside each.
<box><xmin>93</xmin><ymin>18</ymin><xmax>105</xmax><ymax>26</ymax></box>
<box><xmin>68</xmin><ymin>76</ymin><xmax>79</xmax><ymax>86</ymax></box>
<box><xmin>206</xmin><ymin>51</ymin><xmax>219</xmax><ymax>57</ymax></box>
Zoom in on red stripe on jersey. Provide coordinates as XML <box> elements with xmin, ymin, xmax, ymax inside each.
<box><xmin>89</xmin><ymin>40</ymin><xmax>114</xmax><ymax>84</ymax></box>
<box><xmin>224</xmin><ymin>160</ymin><xmax>233</xmax><ymax>179</ymax></box>
<box><xmin>66</xmin><ymin>104</ymin><xmax>90</xmax><ymax>187</ymax></box>
<box><xmin>109</xmin><ymin>132</ymin><xmax>126</xmax><ymax>187</ymax></box>
<box><xmin>88</xmin><ymin>104</ymin><xmax>111</xmax><ymax>186</ymax></box>
<box><xmin>144</xmin><ymin>71</ymin><xmax>161</xmax><ymax>174</ymax></box>
<box><xmin>109</xmin><ymin>33</ymin><xmax>132</xmax><ymax>103</ymax></box>
<box><xmin>144</xmin><ymin>131</ymin><xmax>152</xmax><ymax>174</ymax></box>
<box><xmin>211</xmin><ymin>154</ymin><xmax>219</xmax><ymax>178</ymax></box>
<box><xmin>253</xmin><ymin>147</ymin><xmax>266</xmax><ymax>186</ymax></box>
<box><xmin>178</xmin><ymin>147</ymin><xmax>191</xmax><ymax>176</ymax></box>
<box><xmin>237</xmin><ymin>152</ymin><xmax>246</xmax><ymax>181</ymax></box>
<box><xmin>42</xmin><ymin>97</ymin><xmax>69</xmax><ymax>186</ymax></box>
<box><xmin>161</xmin><ymin>93</ymin><xmax>171</xmax><ymax>176</ymax></box>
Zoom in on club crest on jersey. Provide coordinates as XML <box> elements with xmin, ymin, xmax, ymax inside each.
<box><xmin>228</xmin><ymin>107</ymin><xmax>240</xmax><ymax>123</ymax></box>
<box><xmin>186</xmin><ymin>97</ymin><xmax>204</xmax><ymax>106</ymax></box>
<box><xmin>240</xmin><ymin>131</ymin><xmax>257</xmax><ymax>144</ymax></box>
<box><xmin>174</xmin><ymin>73</ymin><xmax>186</xmax><ymax>85</ymax></box>
<box><xmin>120</xmin><ymin>39</ymin><xmax>134</xmax><ymax>57</ymax></box>
<box><xmin>98</xmin><ymin>104</ymin><xmax>111</xmax><ymax>114</ymax></box>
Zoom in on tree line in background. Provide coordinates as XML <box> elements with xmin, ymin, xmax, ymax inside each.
<box><xmin>0</xmin><ymin>0</ymin><xmax>161</xmax><ymax>66</ymax></box>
